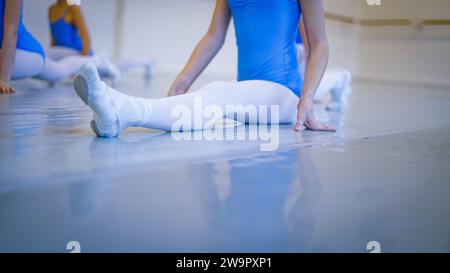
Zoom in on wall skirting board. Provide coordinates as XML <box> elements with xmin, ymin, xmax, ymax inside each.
<box><xmin>354</xmin><ymin>75</ymin><xmax>450</xmax><ymax>89</ymax></box>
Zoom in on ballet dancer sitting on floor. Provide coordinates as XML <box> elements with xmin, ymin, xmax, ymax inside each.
<box><xmin>0</xmin><ymin>0</ymin><xmax>119</xmax><ymax>94</ymax></box>
<box><xmin>47</xmin><ymin>0</ymin><xmax>94</xmax><ymax>59</ymax></box>
<box><xmin>73</xmin><ymin>0</ymin><xmax>336</xmax><ymax>136</ymax></box>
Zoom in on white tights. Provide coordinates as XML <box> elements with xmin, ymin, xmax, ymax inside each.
<box><xmin>74</xmin><ymin>64</ymin><xmax>299</xmax><ymax>137</ymax></box>
<box><xmin>45</xmin><ymin>46</ymin><xmax>80</xmax><ymax>61</ymax></box>
<box><xmin>315</xmin><ymin>68</ymin><xmax>352</xmax><ymax>102</ymax></box>
<box><xmin>11</xmin><ymin>48</ymin><xmax>118</xmax><ymax>82</ymax></box>
<box><xmin>11</xmin><ymin>50</ymin><xmax>44</xmax><ymax>80</ymax></box>
<box><xmin>144</xmin><ymin>81</ymin><xmax>299</xmax><ymax>129</ymax></box>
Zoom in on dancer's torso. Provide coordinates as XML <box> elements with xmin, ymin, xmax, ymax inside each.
<box><xmin>50</xmin><ymin>7</ymin><xmax>89</xmax><ymax>54</ymax></box>
<box><xmin>0</xmin><ymin>0</ymin><xmax>45</xmax><ymax>58</ymax></box>
<box><xmin>227</xmin><ymin>0</ymin><xmax>302</xmax><ymax>96</ymax></box>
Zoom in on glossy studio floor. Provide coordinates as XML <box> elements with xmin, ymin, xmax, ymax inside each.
<box><xmin>1</xmin><ymin>72</ymin><xmax>450</xmax><ymax>253</ymax></box>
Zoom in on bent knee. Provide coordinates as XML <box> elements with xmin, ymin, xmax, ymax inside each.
<box><xmin>204</xmin><ymin>81</ymin><xmax>231</xmax><ymax>90</ymax></box>
<box><xmin>195</xmin><ymin>81</ymin><xmax>232</xmax><ymax>98</ymax></box>
<box><xmin>11</xmin><ymin>51</ymin><xmax>45</xmax><ymax>79</ymax></box>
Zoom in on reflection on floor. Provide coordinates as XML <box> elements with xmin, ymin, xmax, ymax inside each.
<box><xmin>1</xmin><ymin>74</ymin><xmax>450</xmax><ymax>252</ymax></box>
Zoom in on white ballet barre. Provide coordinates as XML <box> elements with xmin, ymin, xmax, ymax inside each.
<box><xmin>325</xmin><ymin>12</ymin><xmax>450</xmax><ymax>27</ymax></box>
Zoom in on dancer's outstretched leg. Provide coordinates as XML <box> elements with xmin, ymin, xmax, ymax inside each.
<box><xmin>46</xmin><ymin>47</ymin><xmax>79</xmax><ymax>61</ymax></box>
<box><xmin>313</xmin><ymin>68</ymin><xmax>352</xmax><ymax>111</ymax></box>
<box><xmin>74</xmin><ymin>64</ymin><xmax>299</xmax><ymax>138</ymax></box>
<box><xmin>326</xmin><ymin>69</ymin><xmax>352</xmax><ymax>111</ymax></box>
<box><xmin>11</xmin><ymin>50</ymin><xmax>45</xmax><ymax>80</ymax></box>
<box><xmin>330</xmin><ymin>69</ymin><xmax>352</xmax><ymax>103</ymax></box>
<box><xmin>37</xmin><ymin>54</ymin><xmax>120</xmax><ymax>83</ymax></box>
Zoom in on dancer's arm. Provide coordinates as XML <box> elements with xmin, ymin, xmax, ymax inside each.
<box><xmin>0</xmin><ymin>0</ymin><xmax>22</xmax><ymax>94</ymax></box>
<box><xmin>168</xmin><ymin>0</ymin><xmax>231</xmax><ymax>96</ymax></box>
<box><xmin>299</xmin><ymin>17</ymin><xmax>309</xmax><ymax>59</ymax></box>
<box><xmin>71</xmin><ymin>6</ymin><xmax>92</xmax><ymax>56</ymax></box>
<box><xmin>48</xmin><ymin>5</ymin><xmax>55</xmax><ymax>46</ymax></box>
<box><xmin>295</xmin><ymin>0</ymin><xmax>335</xmax><ymax>132</ymax></box>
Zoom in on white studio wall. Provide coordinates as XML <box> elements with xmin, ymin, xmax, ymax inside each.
<box><xmin>323</xmin><ymin>0</ymin><xmax>362</xmax><ymax>73</ymax></box>
<box><xmin>357</xmin><ymin>0</ymin><xmax>450</xmax><ymax>86</ymax></box>
<box><xmin>119</xmin><ymin>0</ymin><xmax>237</xmax><ymax>76</ymax></box>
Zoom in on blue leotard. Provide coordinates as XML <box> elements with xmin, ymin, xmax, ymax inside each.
<box><xmin>50</xmin><ymin>8</ymin><xmax>92</xmax><ymax>54</ymax></box>
<box><xmin>296</xmin><ymin>31</ymin><xmax>303</xmax><ymax>44</ymax></box>
<box><xmin>227</xmin><ymin>0</ymin><xmax>302</xmax><ymax>96</ymax></box>
<box><xmin>0</xmin><ymin>0</ymin><xmax>45</xmax><ymax>58</ymax></box>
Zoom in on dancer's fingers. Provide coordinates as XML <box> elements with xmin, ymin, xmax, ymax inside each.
<box><xmin>294</xmin><ymin>121</ymin><xmax>303</xmax><ymax>131</ymax></box>
<box><xmin>0</xmin><ymin>85</ymin><xmax>15</xmax><ymax>94</ymax></box>
<box><xmin>304</xmin><ymin>122</ymin><xmax>336</xmax><ymax>132</ymax></box>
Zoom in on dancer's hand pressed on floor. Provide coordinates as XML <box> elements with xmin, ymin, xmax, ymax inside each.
<box><xmin>0</xmin><ymin>80</ymin><xmax>15</xmax><ymax>94</ymax></box>
<box><xmin>295</xmin><ymin>97</ymin><xmax>336</xmax><ymax>132</ymax></box>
